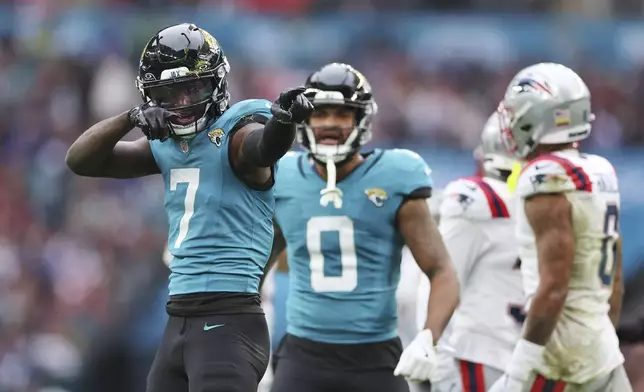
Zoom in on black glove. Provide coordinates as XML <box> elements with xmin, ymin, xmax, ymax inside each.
<box><xmin>270</xmin><ymin>87</ymin><xmax>314</xmax><ymax>124</ymax></box>
<box><xmin>128</xmin><ymin>101</ymin><xmax>178</xmax><ymax>142</ymax></box>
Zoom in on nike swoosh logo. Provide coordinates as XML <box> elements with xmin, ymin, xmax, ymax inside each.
<box><xmin>203</xmin><ymin>323</ymin><xmax>225</xmax><ymax>331</ymax></box>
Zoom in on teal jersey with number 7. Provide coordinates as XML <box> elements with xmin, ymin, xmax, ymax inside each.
<box><xmin>274</xmin><ymin>149</ymin><xmax>433</xmax><ymax>344</ymax></box>
<box><xmin>149</xmin><ymin>99</ymin><xmax>275</xmax><ymax>296</ymax></box>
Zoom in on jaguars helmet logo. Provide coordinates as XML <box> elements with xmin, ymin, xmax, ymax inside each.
<box><xmin>365</xmin><ymin>188</ymin><xmax>388</xmax><ymax>207</ymax></box>
<box><xmin>207</xmin><ymin>128</ymin><xmax>224</xmax><ymax>147</ymax></box>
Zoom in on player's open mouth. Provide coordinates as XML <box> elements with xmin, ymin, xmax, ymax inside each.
<box><xmin>173</xmin><ymin>115</ymin><xmax>197</xmax><ymax>126</ymax></box>
<box><xmin>318</xmin><ymin>137</ymin><xmax>342</xmax><ymax>145</ymax></box>
<box><xmin>316</xmin><ymin>130</ymin><xmax>344</xmax><ymax>145</ymax></box>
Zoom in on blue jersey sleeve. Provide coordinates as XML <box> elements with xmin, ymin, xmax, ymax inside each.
<box><xmin>221</xmin><ymin>99</ymin><xmax>273</xmax><ymax>133</ymax></box>
<box><xmin>388</xmin><ymin>148</ymin><xmax>433</xmax><ymax>196</ymax></box>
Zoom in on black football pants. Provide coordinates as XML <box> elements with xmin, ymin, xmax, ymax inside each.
<box><xmin>146</xmin><ymin>313</ymin><xmax>269</xmax><ymax>392</ymax></box>
<box><xmin>270</xmin><ymin>333</ymin><xmax>411</xmax><ymax>392</ymax></box>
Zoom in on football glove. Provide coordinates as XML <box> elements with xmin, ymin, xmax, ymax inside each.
<box><xmin>128</xmin><ymin>101</ymin><xmax>179</xmax><ymax>142</ymax></box>
<box><xmin>394</xmin><ymin>329</ymin><xmax>437</xmax><ymax>382</ymax></box>
<box><xmin>489</xmin><ymin>338</ymin><xmax>546</xmax><ymax>392</ymax></box>
<box><xmin>270</xmin><ymin>86</ymin><xmax>314</xmax><ymax>124</ymax></box>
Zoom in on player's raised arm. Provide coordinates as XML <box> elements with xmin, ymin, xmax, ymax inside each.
<box><xmin>230</xmin><ymin>87</ymin><xmax>313</xmax><ymax>186</ymax></box>
<box><xmin>65</xmin><ymin>110</ymin><xmax>161</xmax><ymax>178</ymax></box>
<box><xmin>609</xmin><ymin>237</ymin><xmax>624</xmax><ymax>327</ymax></box>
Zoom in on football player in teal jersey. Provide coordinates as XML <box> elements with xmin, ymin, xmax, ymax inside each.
<box><xmin>65</xmin><ymin>23</ymin><xmax>313</xmax><ymax>392</ymax></box>
<box><xmin>267</xmin><ymin>63</ymin><xmax>459</xmax><ymax>392</ymax></box>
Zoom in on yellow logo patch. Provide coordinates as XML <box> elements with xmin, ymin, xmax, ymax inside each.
<box><xmin>208</xmin><ymin>128</ymin><xmax>224</xmax><ymax>147</ymax></box>
<box><xmin>365</xmin><ymin>188</ymin><xmax>388</xmax><ymax>207</ymax></box>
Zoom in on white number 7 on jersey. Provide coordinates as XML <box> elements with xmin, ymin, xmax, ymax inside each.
<box><xmin>170</xmin><ymin>168</ymin><xmax>200</xmax><ymax>249</ymax></box>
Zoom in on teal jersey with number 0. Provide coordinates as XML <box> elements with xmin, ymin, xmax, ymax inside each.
<box><xmin>274</xmin><ymin>149</ymin><xmax>433</xmax><ymax>344</ymax></box>
<box><xmin>149</xmin><ymin>99</ymin><xmax>275</xmax><ymax>296</ymax></box>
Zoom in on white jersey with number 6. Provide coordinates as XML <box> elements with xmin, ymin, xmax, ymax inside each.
<box><xmin>516</xmin><ymin>149</ymin><xmax>623</xmax><ymax>383</ymax></box>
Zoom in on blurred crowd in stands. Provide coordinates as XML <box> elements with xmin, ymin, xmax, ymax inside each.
<box><xmin>1</xmin><ymin>2</ymin><xmax>644</xmax><ymax>391</ymax></box>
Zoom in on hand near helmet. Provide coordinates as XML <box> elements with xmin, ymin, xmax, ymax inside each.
<box><xmin>128</xmin><ymin>102</ymin><xmax>179</xmax><ymax>142</ymax></box>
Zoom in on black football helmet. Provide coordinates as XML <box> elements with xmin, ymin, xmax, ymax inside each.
<box><xmin>297</xmin><ymin>63</ymin><xmax>377</xmax><ymax>164</ymax></box>
<box><xmin>135</xmin><ymin>23</ymin><xmax>230</xmax><ymax>137</ymax></box>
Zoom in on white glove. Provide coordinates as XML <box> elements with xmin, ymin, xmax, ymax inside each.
<box><xmin>488</xmin><ymin>339</ymin><xmax>546</xmax><ymax>392</ymax></box>
<box><xmin>430</xmin><ymin>343</ymin><xmax>457</xmax><ymax>383</ymax></box>
<box><xmin>488</xmin><ymin>374</ymin><xmax>526</xmax><ymax>392</ymax></box>
<box><xmin>394</xmin><ymin>329</ymin><xmax>437</xmax><ymax>382</ymax></box>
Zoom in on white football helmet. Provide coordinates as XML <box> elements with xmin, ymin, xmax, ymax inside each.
<box><xmin>479</xmin><ymin>112</ymin><xmax>516</xmax><ymax>179</ymax></box>
<box><xmin>497</xmin><ymin>63</ymin><xmax>595</xmax><ymax>159</ymax></box>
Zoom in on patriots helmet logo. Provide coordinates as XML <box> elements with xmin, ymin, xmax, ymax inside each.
<box><xmin>365</xmin><ymin>188</ymin><xmax>388</xmax><ymax>207</ymax></box>
<box><xmin>512</xmin><ymin>77</ymin><xmax>553</xmax><ymax>97</ymax></box>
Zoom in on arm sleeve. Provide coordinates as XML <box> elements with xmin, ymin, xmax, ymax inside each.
<box><xmin>240</xmin><ymin>116</ymin><xmax>296</xmax><ymax>167</ymax></box>
<box><xmin>438</xmin><ymin>217</ymin><xmax>487</xmax><ymax>289</ymax></box>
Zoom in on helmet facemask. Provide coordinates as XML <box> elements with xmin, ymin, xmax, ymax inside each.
<box><xmin>296</xmin><ymin>89</ymin><xmax>376</xmax><ymax>165</ymax></box>
<box><xmin>479</xmin><ymin>111</ymin><xmax>517</xmax><ymax>180</ymax></box>
<box><xmin>145</xmin><ymin>78</ymin><xmax>212</xmax><ymax>137</ymax></box>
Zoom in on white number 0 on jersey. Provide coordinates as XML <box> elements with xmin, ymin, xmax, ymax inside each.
<box><xmin>306</xmin><ymin>216</ymin><xmax>358</xmax><ymax>292</ymax></box>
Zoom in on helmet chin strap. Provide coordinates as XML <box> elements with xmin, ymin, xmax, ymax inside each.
<box><xmin>319</xmin><ymin>152</ymin><xmax>344</xmax><ymax>209</ymax></box>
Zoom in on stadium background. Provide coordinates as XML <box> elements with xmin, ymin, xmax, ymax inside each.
<box><xmin>2</xmin><ymin>0</ymin><xmax>644</xmax><ymax>391</ymax></box>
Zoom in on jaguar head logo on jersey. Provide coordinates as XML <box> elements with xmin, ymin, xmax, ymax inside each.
<box><xmin>365</xmin><ymin>188</ymin><xmax>388</xmax><ymax>207</ymax></box>
<box><xmin>208</xmin><ymin>128</ymin><xmax>224</xmax><ymax>146</ymax></box>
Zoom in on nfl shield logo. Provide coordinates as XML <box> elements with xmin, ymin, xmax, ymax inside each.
<box><xmin>180</xmin><ymin>140</ymin><xmax>190</xmax><ymax>153</ymax></box>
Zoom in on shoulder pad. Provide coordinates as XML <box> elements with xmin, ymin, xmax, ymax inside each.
<box><xmin>386</xmin><ymin>149</ymin><xmax>432</xmax><ymax>173</ymax></box>
<box><xmin>383</xmin><ymin>149</ymin><xmax>433</xmax><ymax>194</ymax></box>
<box><xmin>517</xmin><ymin>154</ymin><xmax>592</xmax><ymax>198</ymax></box>
<box><xmin>278</xmin><ymin>150</ymin><xmax>304</xmax><ymax>168</ymax></box>
<box><xmin>219</xmin><ymin>99</ymin><xmax>273</xmax><ymax>134</ymax></box>
<box><xmin>228</xmin><ymin>99</ymin><xmax>272</xmax><ymax>115</ymax></box>
<box><xmin>440</xmin><ymin>177</ymin><xmax>510</xmax><ymax>220</ymax></box>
